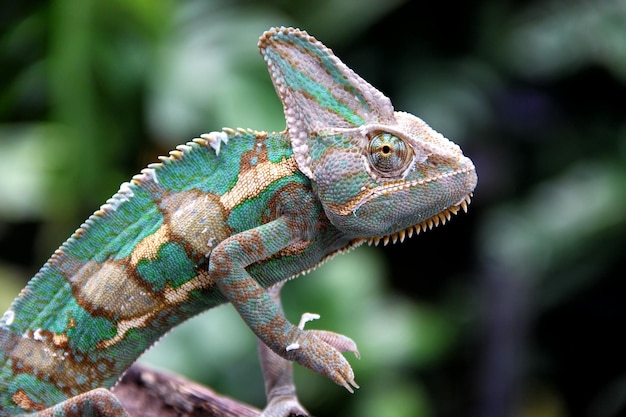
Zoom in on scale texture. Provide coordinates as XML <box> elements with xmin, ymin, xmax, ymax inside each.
<box><xmin>0</xmin><ymin>27</ymin><xmax>477</xmax><ymax>417</ymax></box>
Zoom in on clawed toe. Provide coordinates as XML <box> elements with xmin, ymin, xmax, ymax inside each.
<box><xmin>287</xmin><ymin>312</ymin><xmax>360</xmax><ymax>392</ymax></box>
<box><xmin>340</xmin><ymin>377</ymin><xmax>360</xmax><ymax>394</ymax></box>
<box><xmin>312</xmin><ymin>330</ymin><xmax>360</xmax><ymax>359</ymax></box>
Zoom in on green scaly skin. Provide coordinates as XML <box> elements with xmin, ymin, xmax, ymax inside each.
<box><xmin>0</xmin><ymin>27</ymin><xmax>477</xmax><ymax>416</ymax></box>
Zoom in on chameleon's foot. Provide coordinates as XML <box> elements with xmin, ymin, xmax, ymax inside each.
<box><xmin>261</xmin><ymin>395</ymin><xmax>310</xmax><ymax>417</ymax></box>
<box><xmin>305</xmin><ymin>330</ymin><xmax>360</xmax><ymax>392</ymax></box>
<box><xmin>258</xmin><ymin>307</ymin><xmax>311</xmax><ymax>417</ymax></box>
<box><xmin>285</xmin><ymin>313</ymin><xmax>360</xmax><ymax>393</ymax></box>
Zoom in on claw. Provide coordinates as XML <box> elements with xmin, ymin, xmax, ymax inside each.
<box><xmin>334</xmin><ymin>366</ymin><xmax>360</xmax><ymax>393</ymax></box>
<box><xmin>340</xmin><ymin>378</ymin><xmax>360</xmax><ymax>394</ymax></box>
<box><xmin>341</xmin><ymin>381</ymin><xmax>354</xmax><ymax>394</ymax></box>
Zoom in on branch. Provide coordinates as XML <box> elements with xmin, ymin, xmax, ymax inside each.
<box><xmin>113</xmin><ymin>363</ymin><xmax>261</xmax><ymax>417</ymax></box>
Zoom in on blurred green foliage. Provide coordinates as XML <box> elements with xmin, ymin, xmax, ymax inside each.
<box><xmin>1</xmin><ymin>1</ymin><xmax>625</xmax><ymax>417</ymax></box>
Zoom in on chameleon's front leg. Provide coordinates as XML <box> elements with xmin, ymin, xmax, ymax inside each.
<box><xmin>257</xmin><ymin>284</ymin><xmax>360</xmax><ymax>417</ymax></box>
<box><xmin>209</xmin><ymin>217</ymin><xmax>359</xmax><ymax>394</ymax></box>
<box><xmin>257</xmin><ymin>283</ymin><xmax>309</xmax><ymax>417</ymax></box>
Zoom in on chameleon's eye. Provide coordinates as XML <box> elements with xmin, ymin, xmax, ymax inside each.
<box><xmin>367</xmin><ymin>132</ymin><xmax>413</xmax><ymax>176</ymax></box>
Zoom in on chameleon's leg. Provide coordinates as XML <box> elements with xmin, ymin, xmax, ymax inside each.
<box><xmin>258</xmin><ymin>284</ymin><xmax>360</xmax><ymax>417</ymax></box>
<box><xmin>209</xmin><ymin>217</ymin><xmax>359</xmax><ymax>392</ymax></box>
<box><xmin>258</xmin><ymin>282</ymin><xmax>309</xmax><ymax>417</ymax></box>
<box><xmin>258</xmin><ymin>284</ymin><xmax>307</xmax><ymax>417</ymax></box>
<box><xmin>37</xmin><ymin>388</ymin><xmax>128</xmax><ymax>417</ymax></box>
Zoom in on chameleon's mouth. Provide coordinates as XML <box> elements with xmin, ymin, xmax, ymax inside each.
<box><xmin>364</xmin><ymin>193</ymin><xmax>473</xmax><ymax>246</ymax></box>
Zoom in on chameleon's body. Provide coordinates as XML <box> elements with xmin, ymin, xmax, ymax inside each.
<box><xmin>0</xmin><ymin>27</ymin><xmax>477</xmax><ymax>416</ymax></box>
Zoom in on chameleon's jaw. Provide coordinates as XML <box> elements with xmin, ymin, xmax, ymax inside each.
<box><xmin>350</xmin><ymin>155</ymin><xmax>477</xmax><ymax>214</ymax></box>
<box><xmin>363</xmin><ymin>193</ymin><xmax>473</xmax><ymax>246</ymax></box>
<box><xmin>322</xmin><ymin>142</ymin><xmax>477</xmax><ymax>241</ymax></box>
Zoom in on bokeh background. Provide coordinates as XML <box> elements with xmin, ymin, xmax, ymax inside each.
<box><xmin>1</xmin><ymin>1</ymin><xmax>625</xmax><ymax>417</ymax></box>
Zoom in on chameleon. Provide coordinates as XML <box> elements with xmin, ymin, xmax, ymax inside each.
<box><xmin>0</xmin><ymin>26</ymin><xmax>477</xmax><ymax>416</ymax></box>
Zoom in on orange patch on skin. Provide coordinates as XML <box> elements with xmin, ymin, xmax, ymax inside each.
<box><xmin>240</xmin><ymin>140</ymin><xmax>269</xmax><ymax>173</ymax></box>
<box><xmin>162</xmin><ymin>269</ymin><xmax>213</xmax><ymax>304</ymax></box>
<box><xmin>12</xmin><ymin>389</ymin><xmax>45</xmax><ymax>412</ymax></box>
<box><xmin>97</xmin><ymin>271</ymin><xmax>214</xmax><ymax>349</ymax></box>
<box><xmin>276</xmin><ymin>240</ymin><xmax>310</xmax><ymax>258</ymax></box>
<box><xmin>9</xmin><ymin>333</ymin><xmax>117</xmax><ymax>400</ymax></box>
<box><xmin>96</xmin><ymin>315</ymin><xmax>152</xmax><ymax>349</ymax></box>
<box><xmin>220</xmin><ymin>158</ymin><xmax>298</xmax><ymax>211</ymax></box>
<box><xmin>53</xmin><ymin>332</ymin><xmax>69</xmax><ymax>348</ymax></box>
<box><xmin>159</xmin><ymin>190</ymin><xmax>230</xmax><ymax>255</ymax></box>
<box><xmin>130</xmin><ymin>224</ymin><xmax>171</xmax><ymax>265</ymax></box>
<box><xmin>71</xmin><ymin>260</ymin><xmax>159</xmax><ymax>320</ymax></box>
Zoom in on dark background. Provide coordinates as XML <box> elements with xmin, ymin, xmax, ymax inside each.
<box><xmin>1</xmin><ymin>1</ymin><xmax>625</xmax><ymax>416</ymax></box>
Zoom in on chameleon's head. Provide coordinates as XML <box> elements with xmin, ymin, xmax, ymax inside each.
<box><xmin>307</xmin><ymin>112</ymin><xmax>477</xmax><ymax>241</ymax></box>
<box><xmin>259</xmin><ymin>27</ymin><xmax>477</xmax><ymax>241</ymax></box>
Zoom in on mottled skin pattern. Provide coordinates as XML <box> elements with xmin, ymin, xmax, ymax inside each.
<box><xmin>0</xmin><ymin>27</ymin><xmax>477</xmax><ymax>417</ymax></box>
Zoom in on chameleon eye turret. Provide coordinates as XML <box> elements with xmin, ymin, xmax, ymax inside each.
<box><xmin>367</xmin><ymin>132</ymin><xmax>413</xmax><ymax>176</ymax></box>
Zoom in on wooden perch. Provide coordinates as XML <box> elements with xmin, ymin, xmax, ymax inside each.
<box><xmin>113</xmin><ymin>363</ymin><xmax>261</xmax><ymax>417</ymax></box>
